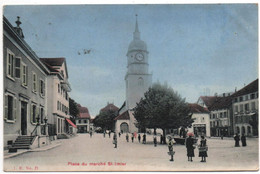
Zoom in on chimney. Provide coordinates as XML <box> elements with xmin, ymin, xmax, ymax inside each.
<box><xmin>14</xmin><ymin>16</ymin><xmax>24</xmax><ymax>38</ymax></box>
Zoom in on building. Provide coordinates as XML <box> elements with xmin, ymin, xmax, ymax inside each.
<box><xmin>40</xmin><ymin>58</ymin><xmax>71</xmax><ymax>138</ymax></box>
<box><xmin>115</xmin><ymin>16</ymin><xmax>152</xmax><ymax>133</ymax></box>
<box><xmin>76</xmin><ymin>104</ymin><xmax>91</xmax><ymax>133</ymax></box>
<box><xmin>100</xmin><ymin>102</ymin><xmax>119</xmax><ymax>114</ymax></box>
<box><xmin>188</xmin><ymin>104</ymin><xmax>211</xmax><ymax>137</ymax></box>
<box><xmin>3</xmin><ymin>16</ymin><xmax>50</xmax><ymax>148</ymax></box>
<box><xmin>232</xmin><ymin>79</ymin><xmax>258</xmax><ymax>136</ymax></box>
<box><xmin>208</xmin><ymin>96</ymin><xmax>233</xmax><ymax>137</ymax></box>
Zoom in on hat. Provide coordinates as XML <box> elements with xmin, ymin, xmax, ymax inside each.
<box><xmin>187</xmin><ymin>132</ymin><xmax>194</xmax><ymax>137</ymax></box>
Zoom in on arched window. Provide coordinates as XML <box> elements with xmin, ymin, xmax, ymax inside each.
<box><xmin>138</xmin><ymin>77</ymin><xmax>144</xmax><ymax>86</ymax></box>
<box><xmin>120</xmin><ymin>122</ymin><xmax>129</xmax><ymax>133</ymax></box>
<box><xmin>247</xmin><ymin>126</ymin><xmax>251</xmax><ymax>134</ymax></box>
<box><xmin>242</xmin><ymin>126</ymin><xmax>246</xmax><ymax>134</ymax></box>
<box><xmin>236</xmin><ymin>126</ymin><xmax>240</xmax><ymax>134</ymax></box>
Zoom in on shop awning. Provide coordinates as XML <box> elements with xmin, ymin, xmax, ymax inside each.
<box><xmin>66</xmin><ymin>118</ymin><xmax>77</xmax><ymax>128</ymax></box>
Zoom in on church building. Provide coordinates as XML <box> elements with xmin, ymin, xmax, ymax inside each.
<box><xmin>115</xmin><ymin>16</ymin><xmax>152</xmax><ymax>133</ymax></box>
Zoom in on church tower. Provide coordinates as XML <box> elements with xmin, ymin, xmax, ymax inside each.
<box><xmin>125</xmin><ymin>15</ymin><xmax>152</xmax><ymax>131</ymax></box>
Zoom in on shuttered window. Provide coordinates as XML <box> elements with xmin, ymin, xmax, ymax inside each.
<box><xmin>15</xmin><ymin>57</ymin><xmax>21</xmax><ymax>78</ymax></box>
<box><xmin>4</xmin><ymin>94</ymin><xmax>17</xmax><ymax>121</ymax></box>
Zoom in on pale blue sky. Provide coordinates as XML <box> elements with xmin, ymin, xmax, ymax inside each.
<box><xmin>4</xmin><ymin>4</ymin><xmax>258</xmax><ymax>117</ymax></box>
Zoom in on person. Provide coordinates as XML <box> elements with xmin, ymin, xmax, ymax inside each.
<box><xmin>138</xmin><ymin>134</ymin><xmax>141</xmax><ymax>143</ymax></box>
<box><xmin>221</xmin><ymin>134</ymin><xmax>223</xmax><ymax>140</ymax></box>
<box><xmin>103</xmin><ymin>131</ymin><xmax>106</xmax><ymax>138</ymax></box>
<box><xmin>160</xmin><ymin>134</ymin><xmax>163</xmax><ymax>144</ymax></box>
<box><xmin>118</xmin><ymin>132</ymin><xmax>121</xmax><ymax>137</ymax></box>
<box><xmin>90</xmin><ymin>131</ymin><xmax>92</xmax><ymax>138</ymax></box>
<box><xmin>109</xmin><ymin>131</ymin><xmax>111</xmax><ymax>138</ymax></box>
<box><xmin>186</xmin><ymin>133</ymin><xmax>195</xmax><ymax>162</ymax></box>
<box><xmin>153</xmin><ymin>135</ymin><xmax>157</xmax><ymax>147</ymax></box>
<box><xmin>234</xmin><ymin>133</ymin><xmax>240</xmax><ymax>147</ymax></box>
<box><xmin>126</xmin><ymin>133</ymin><xmax>129</xmax><ymax>142</ymax></box>
<box><xmin>142</xmin><ymin>134</ymin><xmax>146</xmax><ymax>144</ymax></box>
<box><xmin>134</xmin><ymin>132</ymin><xmax>137</xmax><ymax>139</ymax></box>
<box><xmin>131</xmin><ymin>133</ymin><xmax>134</xmax><ymax>143</ymax></box>
<box><xmin>198</xmin><ymin>136</ymin><xmax>208</xmax><ymax>162</ymax></box>
<box><xmin>241</xmin><ymin>133</ymin><xmax>247</xmax><ymax>147</ymax></box>
<box><xmin>167</xmin><ymin>136</ymin><xmax>174</xmax><ymax>162</ymax></box>
<box><xmin>113</xmin><ymin>133</ymin><xmax>117</xmax><ymax>148</ymax></box>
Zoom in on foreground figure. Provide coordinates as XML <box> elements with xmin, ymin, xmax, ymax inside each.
<box><xmin>186</xmin><ymin>133</ymin><xmax>195</xmax><ymax>162</ymax></box>
<box><xmin>167</xmin><ymin>136</ymin><xmax>175</xmax><ymax>162</ymax></box>
<box><xmin>198</xmin><ymin>136</ymin><xmax>208</xmax><ymax>162</ymax></box>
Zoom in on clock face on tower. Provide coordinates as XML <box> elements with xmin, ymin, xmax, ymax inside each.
<box><xmin>135</xmin><ymin>52</ymin><xmax>144</xmax><ymax>61</ymax></box>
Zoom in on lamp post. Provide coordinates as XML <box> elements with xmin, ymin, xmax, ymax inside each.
<box><xmin>44</xmin><ymin>116</ymin><xmax>49</xmax><ymax>136</ymax></box>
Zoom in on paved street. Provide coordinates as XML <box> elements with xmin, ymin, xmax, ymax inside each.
<box><xmin>4</xmin><ymin>133</ymin><xmax>259</xmax><ymax>171</ymax></box>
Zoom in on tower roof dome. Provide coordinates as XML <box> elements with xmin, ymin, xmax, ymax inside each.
<box><xmin>127</xmin><ymin>15</ymin><xmax>147</xmax><ymax>54</ymax></box>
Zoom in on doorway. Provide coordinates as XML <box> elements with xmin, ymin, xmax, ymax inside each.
<box><xmin>21</xmin><ymin>101</ymin><xmax>27</xmax><ymax>135</ymax></box>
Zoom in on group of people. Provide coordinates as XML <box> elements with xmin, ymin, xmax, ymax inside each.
<box><xmin>234</xmin><ymin>133</ymin><xmax>247</xmax><ymax>147</ymax></box>
<box><xmin>167</xmin><ymin>133</ymin><xmax>208</xmax><ymax>163</ymax></box>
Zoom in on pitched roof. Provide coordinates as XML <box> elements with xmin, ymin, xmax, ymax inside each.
<box><xmin>114</xmin><ymin>111</ymin><xmax>130</xmax><ymax>120</ymax></box>
<box><xmin>199</xmin><ymin>96</ymin><xmax>221</xmax><ymax>108</ymax></box>
<box><xmin>189</xmin><ymin>103</ymin><xmax>209</xmax><ymax>113</ymax></box>
<box><xmin>208</xmin><ymin>96</ymin><xmax>232</xmax><ymax>111</ymax></box>
<box><xmin>77</xmin><ymin>104</ymin><xmax>90</xmax><ymax>119</ymax></box>
<box><xmin>100</xmin><ymin>103</ymin><xmax>119</xmax><ymax>113</ymax></box>
<box><xmin>232</xmin><ymin>79</ymin><xmax>258</xmax><ymax>97</ymax></box>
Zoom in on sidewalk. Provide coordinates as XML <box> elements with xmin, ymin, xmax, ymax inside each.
<box><xmin>4</xmin><ymin>141</ymin><xmax>62</xmax><ymax>159</ymax></box>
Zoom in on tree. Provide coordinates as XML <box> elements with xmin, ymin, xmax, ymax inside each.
<box><xmin>133</xmin><ymin>82</ymin><xmax>193</xmax><ymax>137</ymax></box>
<box><xmin>93</xmin><ymin>110</ymin><xmax>117</xmax><ymax>131</ymax></box>
<box><xmin>69</xmin><ymin>98</ymin><xmax>79</xmax><ymax>124</ymax></box>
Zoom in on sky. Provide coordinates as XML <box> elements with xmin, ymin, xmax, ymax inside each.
<box><xmin>3</xmin><ymin>4</ymin><xmax>258</xmax><ymax>117</ymax></box>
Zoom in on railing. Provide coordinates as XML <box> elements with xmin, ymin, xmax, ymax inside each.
<box><xmin>31</xmin><ymin>124</ymin><xmax>39</xmax><ymax>136</ymax></box>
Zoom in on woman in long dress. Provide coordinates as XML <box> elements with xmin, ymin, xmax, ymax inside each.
<box><xmin>186</xmin><ymin>133</ymin><xmax>195</xmax><ymax>162</ymax></box>
<box><xmin>199</xmin><ymin>136</ymin><xmax>208</xmax><ymax>162</ymax></box>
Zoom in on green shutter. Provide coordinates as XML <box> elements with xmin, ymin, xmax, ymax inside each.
<box><xmin>4</xmin><ymin>95</ymin><xmax>8</xmax><ymax>119</ymax></box>
<box><xmin>13</xmin><ymin>97</ymin><xmax>17</xmax><ymax>120</ymax></box>
<box><xmin>31</xmin><ymin>104</ymin><xmax>33</xmax><ymax>123</ymax></box>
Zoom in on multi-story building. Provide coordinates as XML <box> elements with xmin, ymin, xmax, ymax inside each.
<box><xmin>208</xmin><ymin>96</ymin><xmax>233</xmax><ymax>137</ymax></box>
<box><xmin>232</xmin><ymin>79</ymin><xmax>258</xmax><ymax>136</ymax></box>
<box><xmin>3</xmin><ymin>16</ymin><xmax>50</xmax><ymax>148</ymax></box>
<box><xmin>188</xmin><ymin>104</ymin><xmax>211</xmax><ymax>137</ymax></box>
<box><xmin>76</xmin><ymin>104</ymin><xmax>91</xmax><ymax>133</ymax></box>
<box><xmin>40</xmin><ymin>58</ymin><xmax>71</xmax><ymax>138</ymax></box>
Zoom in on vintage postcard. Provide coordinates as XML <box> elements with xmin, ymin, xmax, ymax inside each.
<box><xmin>2</xmin><ymin>3</ymin><xmax>259</xmax><ymax>172</ymax></box>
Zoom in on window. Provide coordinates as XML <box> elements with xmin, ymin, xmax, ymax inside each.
<box><xmin>138</xmin><ymin>77</ymin><xmax>144</xmax><ymax>86</ymax></box>
<box><xmin>4</xmin><ymin>94</ymin><xmax>17</xmax><ymax>121</ymax></box>
<box><xmin>240</xmin><ymin>104</ymin><xmax>243</xmax><ymax>112</ymax></box>
<box><xmin>239</xmin><ymin>96</ymin><xmax>243</xmax><ymax>102</ymax></box>
<box><xmin>15</xmin><ymin>57</ymin><xmax>21</xmax><ymax>78</ymax></box>
<box><xmin>220</xmin><ymin>113</ymin><xmax>223</xmax><ymax>118</ymax></box>
<box><xmin>234</xmin><ymin>98</ymin><xmax>238</xmax><ymax>103</ymax></box>
<box><xmin>57</xmin><ymin>101</ymin><xmax>59</xmax><ymax>110</ymax></box>
<box><xmin>40</xmin><ymin>80</ymin><xmax>45</xmax><ymax>96</ymax></box>
<box><xmin>224</xmin><ymin>112</ymin><xmax>227</xmax><ymax>118</ymax></box>
<box><xmin>235</xmin><ymin>105</ymin><xmax>238</xmax><ymax>112</ymax></box>
<box><xmin>6</xmin><ymin>49</ymin><xmax>15</xmax><ymax>79</ymax></box>
<box><xmin>210</xmin><ymin>121</ymin><xmax>212</xmax><ymax>127</ymax></box>
<box><xmin>79</xmin><ymin>120</ymin><xmax>81</xmax><ymax>123</ymax></box>
<box><xmin>31</xmin><ymin>104</ymin><xmax>37</xmax><ymax>124</ymax></box>
<box><xmin>21</xmin><ymin>63</ymin><xmax>28</xmax><ymax>87</ymax></box>
<box><xmin>245</xmin><ymin>95</ymin><xmax>248</xmax><ymax>101</ymax></box>
<box><xmin>251</xmin><ymin>102</ymin><xmax>256</xmax><ymax>110</ymax></box>
<box><xmin>32</xmin><ymin>73</ymin><xmax>37</xmax><ymax>93</ymax></box>
<box><xmin>84</xmin><ymin>120</ymin><xmax>87</xmax><ymax>123</ymax></box>
<box><xmin>250</xmin><ymin>93</ymin><xmax>255</xmax><ymax>99</ymax></box>
<box><xmin>245</xmin><ymin>103</ymin><xmax>249</xmax><ymax>111</ymax></box>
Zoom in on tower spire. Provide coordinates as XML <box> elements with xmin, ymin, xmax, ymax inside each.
<box><xmin>133</xmin><ymin>14</ymin><xmax>140</xmax><ymax>40</ymax></box>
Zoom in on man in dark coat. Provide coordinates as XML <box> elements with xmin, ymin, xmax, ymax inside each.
<box><xmin>138</xmin><ymin>134</ymin><xmax>141</xmax><ymax>143</ymax></box>
<box><xmin>113</xmin><ymin>133</ymin><xmax>117</xmax><ymax>148</ymax></box>
<box><xmin>234</xmin><ymin>133</ymin><xmax>240</xmax><ymax>147</ymax></box>
<box><xmin>142</xmin><ymin>134</ymin><xmax>146</xmax><ymax>144</ymax></box>
<box><xmin>126</xmin><ymin>133</ymin><xmax>129</xmax><ymax>142</ymax></box>
<box><xmin>186</xmin><ymin>134</ymin><xmax>195</xmax><ymax>162</ymax></box>
<box><xmin>241</xmin><ymin>133</ymin><xmax>247</xmax><ymax>147</ymax></box>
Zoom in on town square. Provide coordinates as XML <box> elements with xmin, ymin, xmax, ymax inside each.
<box><xmin>2</xmin><ymin>4</ymin><xmax>259</xmax><ymax>172</ymax></box>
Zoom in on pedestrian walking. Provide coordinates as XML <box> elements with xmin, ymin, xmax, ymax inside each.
<box><xmin>131</xmin><ymin>133</ymin><xmax>134</xmax><ymax>143</ymax></box>
<box><xmin>160</xmin><ymin>134</ymin><xmax>163</xmax><ymax>144</ymax></box>
<box><xmin>241</xmin><ymin>133</ymin><xmax>247</xmax><ymax>147</ymax></box>
<box><xmin>134</xmin><ymin>132</ymin><xmax>137</xmax><ymax>139</ymax></box>
<box><xmin>109</xmin><ymin>131</ymin><xmax>111</xmax><ymax>138</ymax></box>
<box><xmin>126</xmin><ymin>133</ymin><xmax>129</xmax><ymax>142</ymax></box>
<box><xmin>167</xmin><ymin>136</ymin><xmax>175</xmax><ymax>162</ymax></box>
<box><xmin>138</xmin><ymin>134</ymin><xmax>141</xmax><ymax>143</ymax></box>
<box><xmin>90</xmin><ymin>131</ymin><xmax>92</xmax><ymax>138</ymax></box>
<box><xmin>103</xmin><ymin>131</ymin><xmax>106</xmax><ymax>138</ymax></box>
<box><xmin>113</xmin><ymin>133</ymin><xmax>117</xmax><ymax>148</ymax></box>
<box><xmin>142</xmin><ymin>134</ymin><xmax>146</xmax><ymax>144</ymax></box>
<box><xmin>198</xmin><ymin>136</ymin><xmax>208</xmax><ymax>162</ymax></box>
<box><xmin>186</xmin><ymin>132</ymin><xmax>195</xmax><ymax>162</ymax></box>
<box><xmin>234</xmin><ymin>133</ymin><xmax>240</xmax><ymax>147</ymax></box>
<box><xmin>118</xmin><ymin>132</ymin><xmax>121</xmax><ymax>137</ymax></box>
<box><xmin>153</xmin><ymin>135</ymin><xmax>157</xmax><ymax>147</ymax></box>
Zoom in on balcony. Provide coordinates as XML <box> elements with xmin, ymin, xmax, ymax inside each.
<box><xmin>61</xmin><ymin>79</ymin><xmax>71</xmax><ymax>92</ymax></box>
